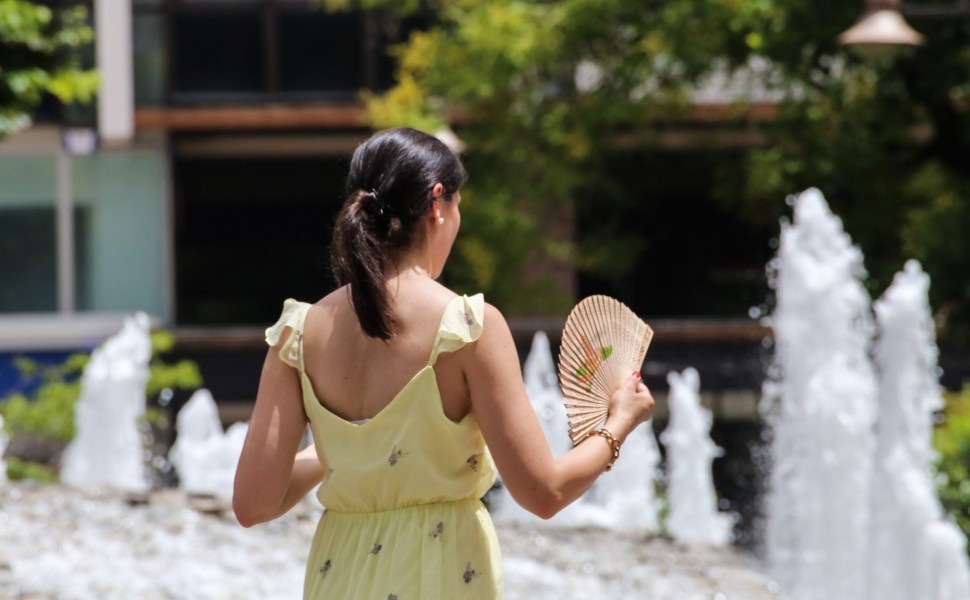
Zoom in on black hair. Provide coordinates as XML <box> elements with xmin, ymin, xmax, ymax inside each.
<box><xmin>330</xmin><ymin>127</ymin><xmax>466</xmax><ymax>340</ymax></box>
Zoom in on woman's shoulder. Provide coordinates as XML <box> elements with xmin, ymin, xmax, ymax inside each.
<box><xmin>306</xmin><ymin>286</ymin><xmax>355</xmax><ymax>321</ymax></box>
<box><xmin>313</xmin><ymin>285</ymin><xmax>349</xmax><ymax>308</ymax></box>
<box><xmin>396</xmin><ymin>278</ymin><xmax>463</xmax><ymax>314</ymax></box>
<box><xmin>425</xmin><ymin>286</ymin><xmax>505</xmax><ymax>330</ymax></box>
<box><xmin>413</xmin><ymin>280</ymin><xmax>505</xmax><ymax>327</ymax></box>
<box><xmin>445</xmin><ymin>295</ymin><xmax>511</xmax><ymax>354</ymax></box>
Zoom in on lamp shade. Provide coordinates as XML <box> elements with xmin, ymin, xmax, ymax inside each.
<box><xmin>839</xmin><ymin>6</ymin><xmax>924</xmax><ymax>61</ymax></box>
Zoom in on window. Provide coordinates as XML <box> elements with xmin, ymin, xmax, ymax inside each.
<box><xmin>133</xmin><ymin>10</ymin><xmax>167</xmax><ymax>106</ymax></box>
<box><xmin>0</xmin><ymin>157</ymin><xmax>59</xmax><ymax>312</ymax></box>
<box><xmin>278</xmin><ymin>9</ymin><xmax>363</xmax><ymax>94</ymax></box>
<box><xmin>0</xmin><ymin>142</ymin><xmax>168</xmax><ymax>318</ymax></box>
<box><xmin>174</xmin><ymin>148</ymin><xmax>348</xmax><ymax>325</ymax></box>
<box><xmin>173</xmin><ymin>8</ymin><xmax>266</xmax><ymax>96</ymax></box>
<box><xmin>133</xmin><ymin>1</ymin><xmax>430</xmax><ymax>106</ymax></box>
<box><xmin>72</xmin><ymin>153</ymin><xmax>167</xmax><ymax>314</ymax></box>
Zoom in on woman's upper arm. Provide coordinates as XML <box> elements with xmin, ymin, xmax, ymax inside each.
<box><xmin>233</xmin><ymin>336</ymin><xmax>308</xmax><ymax>526</ymax></box>
<box><xmin>464</xmin><ymin>303</ymin><xmax>559</xmax><ymax>515</ymax></box>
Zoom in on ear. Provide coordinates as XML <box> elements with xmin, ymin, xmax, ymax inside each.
<box><xmin>429</xmin><ymin>183</ymin><xmax>446</xmax><ymax>221</ymax></box>
<box><xmin>425</xmin><ymin>200</ymin><xmax>441</xmax><ymax>226</ymax></box>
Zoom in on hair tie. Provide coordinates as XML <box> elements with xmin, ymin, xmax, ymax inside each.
<box><xmin>360</xmin><ymin>188</ymin><xmax>390</xmax><ymax>217</ymax></box>
<box><xmin>368</xmin><ymin>189</ymin><xmax>385</xmax><ymax>216</ymax></box>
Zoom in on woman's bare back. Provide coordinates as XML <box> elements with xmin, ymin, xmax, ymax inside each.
<box><xmin>301</xmin><ymin>274</ymin><xmax>472</xmax><ymax>424</ymax></box>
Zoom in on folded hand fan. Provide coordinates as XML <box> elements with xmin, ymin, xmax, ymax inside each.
<box><xmin>558</xmin><ymin>295</ymin><xmax>653</xmax><ymax>445</ymax></box>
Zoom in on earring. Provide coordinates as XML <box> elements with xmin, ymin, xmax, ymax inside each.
<box><xmin>438</xmin><ymin>217</ymin><xmax>445</xmax><ymax>225</ymax></box>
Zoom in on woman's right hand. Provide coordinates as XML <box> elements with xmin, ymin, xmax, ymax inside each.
<box><xmin>605</xmin><ymin>372</ymin><xmax>655</xmax><ymax>442</ymax></box>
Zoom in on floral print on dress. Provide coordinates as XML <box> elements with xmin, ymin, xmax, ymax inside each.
<box><xmin>370</xmin><ymin>542</ymin><xmax>383</xmax><ymax>555</ymax></box>
<box><xmin>319</xmin><ymin>559</ymin><xmax>332</xmax><ymax>576</ymax></box>
<box><xmin>430</xmin><ymin>521</ymin><xmax>444</xmax><ymax>539</ymax></box>
<box><xmin>388</xmin><ymin>445</ymin><xmax>409</xmax><ymax>466</ymax></box>
<box><xmin>387</xmin><ymin>595</ymin><xmax>398</xmax><ymax>600</ymax></box>
<box><xmin>463</xmin><ymin>561</ymin><xmax>478</xmax><ymax>584</ymax></box>
<box><xmin>466</xmin><ymin>454</ymin><xmax>480</xmax><ymax>472</ymax></box>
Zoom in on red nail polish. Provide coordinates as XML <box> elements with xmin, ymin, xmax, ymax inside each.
<box><xmin>634</xmin><ymin>371</ymin><xmax>641</xmax><ymax>378</ymax></box>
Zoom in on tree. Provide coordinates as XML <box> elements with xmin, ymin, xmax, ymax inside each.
<box><xmin>711</xmin><ymin>2</ymin><xmax>970</xmax><ymax>341</ymax></box>
<box><xmin>0</xmin><ymin>0</ymin><xmax>98</xmax><ymax>138</ymax></box>
<box><xmin>361</xmin><ymin>0</ymin><xmax>707</xmax><ymax>313</ymax></box>
<box><xmin>335</xmin><ymin>1</ymin><xmax>970</xmax><ymax>337</ymax></box>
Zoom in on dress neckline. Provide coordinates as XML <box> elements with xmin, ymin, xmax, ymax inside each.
<box><xmin>300</xmin><ymin>295</ymin><xmax>476</xmax><ymax>430</ymax></box>
<box><xmin>302</xmin><ymin>365</ymin><xmax>432</xmax><ymax>429</ymax></box>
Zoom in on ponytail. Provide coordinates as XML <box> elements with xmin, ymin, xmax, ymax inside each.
<box><xmin>330</xmin><ymin>190</ymin><xmax>396</xmax><ymax>338</ymax></box>
<box><xmin>329</xmin><ymin>128</ymin><xmax>466</xmax><ymax>340</ymax></box>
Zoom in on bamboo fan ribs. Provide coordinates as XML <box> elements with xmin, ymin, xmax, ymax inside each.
<box><xmin>558</xmin><ymin>295</ymin><xmax>653</xmax><ymax>445</ymax></box>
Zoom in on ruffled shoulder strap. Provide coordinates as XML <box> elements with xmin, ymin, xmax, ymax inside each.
<box><xmin>265</xmin><ymin>298</ymin><xmax>311</xmax><ymax>370</ymax></box>
<box><xmin>427</xmin><ymin>294</ymin><xmax>485</xmax><ymax>366</ymax></box>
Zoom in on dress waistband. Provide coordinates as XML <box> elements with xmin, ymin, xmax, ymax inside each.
<box><xmin>323</xmin><ymin>496</ymin><xmax>482</xmax><ymax>517</ymax></box>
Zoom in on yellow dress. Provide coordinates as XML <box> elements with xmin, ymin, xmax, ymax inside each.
<box><xmin>265</xmin><ymin>294</ymin><xmax>503</xmax><ymax>600</ymax></box>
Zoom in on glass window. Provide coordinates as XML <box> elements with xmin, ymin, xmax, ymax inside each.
<box><xmin>174</xmin><ymin>155</ymin><xmax>345</xmax><ymax>325</ymax></box>
<box><xmin>72</xmin><ymin>152</ymin><xmax>167</xmax><ymax>315</ymax></box>
<box><xmin>149</xmin><ymin>3</ymin><xmax>432</xmax><ymax>102</ymax></box>
<box><xmin>278</xmin><ymin>10</ymin><xmax>363</xmax><ymax>95</ymax></box>
<box><xmin>173</xmin><ymin>9</ymin><xmax>265</xmax><ymax>94</ymax></box>
<box><xmin>134</xmin><ymin>12</ymin><xmax>166</xmax><ymax>106</ymax></box>
<box><xmin>0</xmin><ymin>157</ymin><xmax>59</xmax><ymax>313</ymax></box>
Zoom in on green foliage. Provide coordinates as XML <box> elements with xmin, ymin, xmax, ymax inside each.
<box><xmin>4</xmin><ymin>457</ymin><xmax>58</xmax><ymax>483</ymax></box>
<box><xmin>935</xmin><ymin>383</ymin><xmax>970</xmax><ymax>550</ymax></box>
<box><xmin>146</xmin><ymin>330</ymin><xmax>204</xmax><ymax>399</ymax></box>
<box><xmin>0</xmin><ymin>354</ymin><xmax>87</xmax><ymax>441</ymax></box>
<box><xmin>1</xmin><ymin>330</ymin><xmax>204</xmax><ymax>481</ymax></box>
<box><xmin>355</xmin><ymin>0</ymin><xmax>970</xmax><ymax>331</ymax></box>
<box><xmin>0</xmin><ymin>0</ymin><xmax>97</xmax><ymax>137</ymax></box>
<box><xmin>903</xmin><ymin>164</ymin><xmax>970</xmax><ymax>342</ymax></box>
<box><xmin>361</xmin><ymin>0</ymin><xmax>699</xmax><ymax>313</ymax></box>
<box><xmin>709</xmin><ymin>6</ymin><xmax>970</xmax><ymax>337</ymax></box>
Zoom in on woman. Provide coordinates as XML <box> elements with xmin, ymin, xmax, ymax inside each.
<box><xmin>233</xmin><ymin>127</ymin><xmax>655</xmax><ymax>599</ymax></box>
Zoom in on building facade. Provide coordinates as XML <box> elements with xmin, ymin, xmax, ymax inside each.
<box><xmin>0</xmin><ymin>2</ymin><xmax>430</xmax><ymax>401</ymax></box>
<box><xmin>0</xmin><ymin>1</ymin><xmax>429</xmax><ymax>349</ymax></box>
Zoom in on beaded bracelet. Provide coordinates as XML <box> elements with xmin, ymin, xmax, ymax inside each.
<box><xmin>583</xmin><ymin>428</ymin><xmax>621</xmax><ymax>472</ymax></box>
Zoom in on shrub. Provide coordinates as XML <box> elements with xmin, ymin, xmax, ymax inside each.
<box><xmin>934</xmin><ymin>382</ymin><xmax>970</xmax><ymax>553</ymax></box>
<box><xmin>1</xmin><ymin>354</ymin><xmax>87</xmax><ymax>442</ymax></box>
<box><xmin>5</xmin><ymin>457</ymin><xmax>58</xmax><ymax>483</ymax></box>
<box><xmin>1</xmin><ymin>330</ymin><xmax>204</xmax><ymax>481</ymax></box>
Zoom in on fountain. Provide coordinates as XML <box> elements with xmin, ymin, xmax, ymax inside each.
<box><xmin>495</xmin><ymin>331</ymin><xmax>660</xmax><ymax>531</ymax></box>
<box><xmin>168</xmin><ymin>388</ymin><xmax>249</xmax><ymax>499</ymax></box>
<box><xmin>764</xmin><ymin>188</ymin><xmax>970</xmax><ymax>600</ymax></box>
<box><xmin>523</xmin><ymin>332</ymin><xmax>573</xmax><ymax>458</ymax></box>
<box><xmin>762</xmin><ymin>188</ymin><xmax>878</xmax><ymax>600</ymax></box>
<box><xmin>661</xmin><ymin>367</ymin><xmax>733</xmax><ymax>546</ymax></box>
<box><xmin>579</xmin><ymin>417</ymin><xmax>660</xmax><ymax>531</ymax></box>
<box><xmin>868</xmin><ymin>260</ymin><xmax>970</xmax><ymax>599</ymax></box>
<box><xmin>60</xmin><ymin>312</ymin><xmax>153</xmax><ymax>492</ymax></box>
<box><xmin>496</xmin><ymin>331</ymin><xmax>567</xmax><ymax>522</ymax></box>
